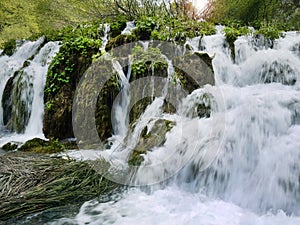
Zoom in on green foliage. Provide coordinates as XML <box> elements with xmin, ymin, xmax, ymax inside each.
<box><xmin>223</xmin><ymin>26</ymin><xmax>251</xmax><ymax>44</ymax></box>
<box><xmin>199</xmin><ymin>22</ymin><xmax>217</xmax><ymax>36</ymax></box>
<box><xmin>0</xmin><ymin>0</ymin><xmax>193</xmax><ymax>46</ymax></box>
<box><xmin>46</xmin><ymin>99</ymin><xmax>54</xmax><ymax>110</ymax></box>
<box><xmin>132</xmin><ymin>61</ymin><xmax>147</xmax><ymax>76</ymax></box>
<box><xmin>108</xmin><ymin>15</ymin><xmax>128</xmax><ymax>38</ymax></box>
<box><xmin>255</xmin><ymin>22</ymin><xmax>284</xmax><ymax>41</ymax></box>
<box><xmin>45</xmin><ymin>52</ymin><xmax>71</xmax><ymax>95</ymax></box>
<box><xmin>207</xmin><ymin>0</ymin><xmax>299</xmax><ymax>30</ymax></box>
<box><xmin>134</xmin><ymin>16</ymin><xmax>216</xmax><ymax>43</ymax></box>
<box><xmin>289</xmin><ymin>8</ymin><xmax>300</xmax><ymax>30</ymax></box>
<box><xmin>1</xmin><ymin>39</ymin><xmax>16</xmax><ymax>56</ymax></box>
<box><xmin>45</xmin><ymin>23</ymin><xmax>102</xmax><ymax>97</ymax></box>
<box><xmin>0</xmin><ymin>0</ymin><xmax>39</xmax><ymax>46</ymax></box>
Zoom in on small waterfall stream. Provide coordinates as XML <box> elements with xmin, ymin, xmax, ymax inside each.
<box><xmin>0</xmin><ymin>38</ymin><xmax>45</xmax><ymax>126</ymax></box>
<box><xmin>0</xmin><ymin>39</ymin><xmax>60</xmax><ymax>146</ymax></box>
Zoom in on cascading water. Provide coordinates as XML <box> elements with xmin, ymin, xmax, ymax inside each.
<box><xmin>121</xmin><ymin>21</ymin><xmax>136</xmax><ymax>35</ymax></box>
<box><xmin>55</xmin><ymin>28</ymin><xmax>300</xmax><ymax>225</ymax></box>
<box><xmin>100</xmin><ymin>23</ymin><xmax>110</xmax><ymax>53</ymax></box>
<box><xmin>0</xmin><ymin>38</ymin><xmax>45</xmax><ymax>126</ymax></box>
<box><xmin>0</xmin><ymin>39</ymin><xmax>60</xmax><ymax>146</ymax></box>
<box><xmin>111</xmin><ymin>59</ymin><xmax>131</xmax><ymax>138</ymax></box>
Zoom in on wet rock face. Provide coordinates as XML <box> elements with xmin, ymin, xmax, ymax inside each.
<box><xmin>260</xmin><ymin>61</ymin><xmax>298</xmax><ymax>85</ymax></box>
<box><xmin>95</xmin><ymin>74</ymin><xmax>121</xmax><ymax>141</ymax></box>
<box><xmin>2</xmin><ymin>68</ymin><xmax>33</xmax><ymax>133</ymax></box>
<box><xmin>2</xmin><ymin>76</ymin><xmax>14</xmax><ymax>126</ymax></box>
<box><xmin>43</xmin><ymin>84</ymin><xmax>75</xmax><ymax>139</ymax></box>
<box><xmin>174</xmin><ymin>52</ymin><xmax>214</xmax><ymax>93</ymax></box>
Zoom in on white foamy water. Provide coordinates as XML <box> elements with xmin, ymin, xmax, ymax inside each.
<box><xmin>50</xmin><ymin>187</ymin><xmax>300</xmax><ymax>225</ymax></box>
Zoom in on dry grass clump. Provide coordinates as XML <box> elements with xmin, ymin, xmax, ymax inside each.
<box><xmin>0</xmin><ymin>152</ymin><xmax>120</xmax><ymax>221</ymax></box>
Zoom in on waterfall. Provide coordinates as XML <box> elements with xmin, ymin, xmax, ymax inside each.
<box><xmin>111</xmin><ymin>59</ymin><xmax>130</xmax><ymax>138</ymax></box>
<box><xmin>0</xmin><ymin>38</ymin><xmax>45</xmax><ymax>126</ymax></box>
<box><xmin>100</xmin><ymin>23</ymin><xmax>110</xmax><ymax>53</ymax></box>
<box><xmin>0</xmin><ymin>39</ymin><xmax>60</xmax><ymax>145</ymax></box>
<box><xmin>61</xmin><ymin>29</ymin><xmax>300</xmax><ymax>225</ymax></box>
<box><xmin>1</xmin><ymin>25</ymin><xmax>300</xmax><ymax>224</ymax></box>
<box><xmin>24</xmin><ymin>41</ymin><xmax>61</xmax><ymax>135</ymax></box>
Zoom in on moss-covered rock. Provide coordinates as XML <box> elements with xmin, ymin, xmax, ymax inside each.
<box><xmin>43</xmin><ymin>40</ymin><xmax>100</xmax><ymax>140</ymax></box>
<box><xmin>18</xmin><ymin>138</ymin><xmax>64</xmax><ymax>154</ymax></box>
<box><xmin>70</xmin><ymin>55</ymin><xmax>121</xmax><ymax>145</ymax></box>
<box><xmin>105</xmin><ymin>34</ymin><xmax>138</xmax><ymax>51</ymax></box>
<box><xmin>43</xmin><ymin>25</ymin><xmax>214</xmax><ymax>144</ymax></box>
<box><xmin>1</xmin><ymin>142</ymin><xmax>18</xmax><ymax>151</ymax></box>
<box><xmin>173</xmin><ymin>52</ymin><xmax>214</xmax><ymax>94</ymax></box>
<box><xmin>128</xmin><ymin>119</ymin><xmax>175</xmax><ymax>166</ymax></box>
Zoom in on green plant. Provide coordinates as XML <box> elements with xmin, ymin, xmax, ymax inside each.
<box><xmin>223</xmin><ymin>26</ymin><xmax>251</xmax><ymax>44</ymax></box>
<box><xmin>46</xmin><ymin>100</ymin><xmax>54</xmax><ymax>110</ymax></box>
<box><xmin>199</xmin><ymin>22</ymin><xmax>217</xmax><ymax>36</ymax></box>
<box><xmin>45</xmin><ymin>52</ymin><xmax>72</xmax><ymax>95</ymax></box>
<box><xmin>255</xmin><ymin>21</ymin><xmax>284</xmax><ymax>41</ymax></box>
<box><xmin>108</xmin><ymin>15</ymin><xmax>128</xmax><ymax>38</ymax></box>
<box><xmin>1</xmin><ymin>39</ymin><xmax>16</xmax><ymax>56</ymax></box>
<box><xmin>45</xmin><ymin>30</ymin><xmax>102</xmax><ymax>96</ymax></box>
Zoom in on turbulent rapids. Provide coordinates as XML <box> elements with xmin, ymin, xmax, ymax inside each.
<box><xmin>0</xmin><ymin>25</ymin><xmax>300</xmax><ymax>224</ymax></box>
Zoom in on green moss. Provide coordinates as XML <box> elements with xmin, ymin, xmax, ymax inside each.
<box><xmin>128</xmin><ymin>150</ymin><xmax>145</xmax><ymax>166</ymax></box>
<box><xmin>18</xmin><ymin>138</ymin><xmax>65</xmax><ymax>154</ymax></box>
<box><xmin>1</xmin><ymin>143</ymin><xmax>18</xmax><ymax>151</ymax></box>
<box><xmin>105</xmin><ymin>34</ymin><xmax>137</xmax><ymax>51</ymax></box>
<box><xmin>131</xmin><ymin>45</ymin><xmax>167</xmax><ymax>80</ymax></box>
<box><xmin>164</xmin><ymin>120</ymin><xmax>175</xmax><ymax>132</ymax></box>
